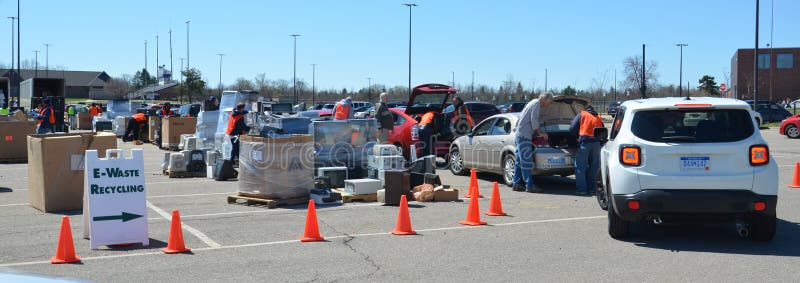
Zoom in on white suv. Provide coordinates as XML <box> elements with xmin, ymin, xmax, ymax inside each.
<box><xmin>599</xmin><ymin>97</ymin><xmax>777</xmax><ymax>241</ymax></box>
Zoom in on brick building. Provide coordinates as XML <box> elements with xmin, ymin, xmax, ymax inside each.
<box><xmin>731</xmin><ymin>47</ymin><xmax>800</xmax><ymax>101</ymax></box>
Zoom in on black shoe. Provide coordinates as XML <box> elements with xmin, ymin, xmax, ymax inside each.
<box><xmin>512</xmin><ymin>183</ymin><xmax>526</xmax><ymax>192</ymax></box>
<box><xmin>526</xmin><ymin>186</ymin><xmax>544</xmax><ymax>193</ymax></box>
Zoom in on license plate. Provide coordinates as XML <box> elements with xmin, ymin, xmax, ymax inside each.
<box><xmin>547</xmin><ymin>156</ymin><xmax>566</xmax><ymax>164</ymax></box>
<box><xmin>680</xmin><ymin>157</ymin><xmax>710</xmax><ymax>170</ymax></box>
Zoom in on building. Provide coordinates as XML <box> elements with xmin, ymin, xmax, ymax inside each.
<box><xmin>0</xmin><ymin>69</ymin><xmax>111</xmax><ymax>102</ymax></box>
<box><xmin>731</xmin><ymin>47</ymin><xmax>800</xmax><ymax>101</ymax></box>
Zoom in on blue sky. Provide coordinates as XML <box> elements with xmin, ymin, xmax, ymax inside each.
<box><xmin>1</xmin><ymin>0</ymin><xmax>798</xmax><ymax>93</ymax></box>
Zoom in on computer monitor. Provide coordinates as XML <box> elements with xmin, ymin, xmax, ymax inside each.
<box><xmin>317</xmin><ymin>167</ymin><xmax>348</xmax><ymax>188</ymax></box>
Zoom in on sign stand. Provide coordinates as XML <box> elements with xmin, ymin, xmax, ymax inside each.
<box><xmin>83</xmin><ymin>149</ymin><xmax>149</xmax><ymax>249</ymax></box>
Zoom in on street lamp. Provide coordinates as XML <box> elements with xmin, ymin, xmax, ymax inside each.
<box><xmin>33</xmin><ymin>50</ymin><xmax>39</xmax><ymax>77</ymax></box>
<box><xmin>366</xmin><ymin>77</ymin><xmax>372</xmax><ymax>102</ymax></box>
<box><xmin>676</xmin><ymin>43</ymin><xmax>687</xmax><ymax>97</ymax></box>
<box><xmin>451</xmin><ymin>71</ymin><xmax>454</xmax><ymax>87</ymax></box>
<box><xmin>185</xmin><ymin>20</ymin><xmax>190</xmax><ymax>70</ymax></box>
<box><xmin>311</xmin><ymin>64</ymin><xmax>316</xmax><ymax>105</ymax></box>
<box><xmin>7</xmin><ymin>17</ymin><xmax>14</xmax><ymax>76</ymax></box>
<box><xmin>217</xmin><ymin>53</ymin><xmax>224</xmax><ymax>95</ymax></box>
<box><xmin>402</xmin><ymin>3</ymin><xmax>417</xmax><ymax>98</ymax></box>
<box><xmin>290</xmin><ymin>34</ymin><xmax>300</xmax><ymax>105</ymax></box>
<box><xmin>156</xmin><ymin>35</ymin><xmax>159</xmax><ymax>82</ymax></box>
<box><xmin>43</xmin><ymin>43</ymin><xmax>50</xmax><ymax>77</ymax></box>
<box><xmin>144</xmin><ymin>40</ymin><xmax>148</xmax><ymax>72</ymax></box>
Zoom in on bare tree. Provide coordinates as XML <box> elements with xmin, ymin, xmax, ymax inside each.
<box><xmin>253</xmin><ymin>73</ymin><xmax>269</xmax><ymax>97</ymax></box>
<box><xmin>234</xmin><ymin>77</ymin><xmax>254</xmax><ymax>91</ymax></box>
<box><xmin>623</xmin><ymin>56</ymin><xmax>659</xmax><ymax>98</ymax></box>
<box><xmin>104</xmin><ymin>77</ymin><xmax>131</xmax><ymax>99</ymax></box>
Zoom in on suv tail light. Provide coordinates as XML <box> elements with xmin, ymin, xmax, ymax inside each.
<box><xmin>749</xmin><ymin>145</ymin><xmax>769</xmax><ymax>166</ymax></box>
<box><xmin>533</xmin><ymin>136</ymin><xmax>549</xmax><ymax>148</ymax></box>
<box><xmin>619</xmin><ymin>145</ymin><xmax>641</xmax><ymax>166</ymax></box>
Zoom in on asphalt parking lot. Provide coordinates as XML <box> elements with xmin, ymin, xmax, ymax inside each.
<box><xmin>1</xmin><ymin>128</ymin><xmax>799</xmax><ymax>282</ymax></box>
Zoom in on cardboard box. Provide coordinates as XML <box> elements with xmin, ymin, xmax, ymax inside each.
<box><xmin>148</xmin><ymin>116</ymin><xmax>161</xmax><ymax>142</ymax></box>
<box><xmin>434</xmin><ymin>188</ymin><xmax>460</xmax><ymax>202</ymax></box>
<box><xmin>162</xmin><ymin>117</ymin><xmax>196</xmax><ymax>147</ymax></box>
<box><xmin>27</xmin><ymin>132</ymin><xmax>117</xmax><ymax>212</ymax></box>
<box><xmin>76</xmin><ymin>112</ymin><xmax>93</xmax><ymax>130</ymax></box>
<box><xmin>0</xmin><ymin>120</ymin><xmax>37</xmax><ymax>160</ymax></box>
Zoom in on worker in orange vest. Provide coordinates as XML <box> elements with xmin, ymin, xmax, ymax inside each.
<box><xmin>160</xmin><ymin>102</ymin><xmax>174</xmax><ymax>117</ymax></box>
<box><xmin>417</xmin><ymin>110</ymin><xmax>437</xmax><ymax>156</ymax></box>
<box><xmin>36</xmin><ymin>98</ymin><xmax>56</xmax><ymax>134</ymax></box>
<box><xmin>226</xmin><ymin>103</ymin><xmax>250</xmax><ymax>161</ymax></box>
<box><xmin>123</xmin><ymin>112</ymin><xmax>148</xmax><ymax>142</ymax></box>
<box><xmin>332</xmin><ymin>96</ymin><xmax>354</xmax><ymax>120</ymax></box>
<box><xmin>569</xmin><ymin>105</ymin><xmax>605</xmax><ymax>195</ymax></box>
<box><xmin>88</xmin><ymin>103</ymin><xmax>99</xmax><ymax>116</ymax></box>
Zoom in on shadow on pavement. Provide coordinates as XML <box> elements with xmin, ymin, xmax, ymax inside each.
<box><xmin>96</xmin><ymin>238</ymin><xmax>169</xmax><ymax>251</ymax></box>
<box><xmin>622</xmin><ymin>219</ymin><xmax>800</xmax><ymax>256</ymax></box>
<box><xmin>0</xmin><ymin>187</ymin><xmax>12</xmax><ymax>193</ymax></box>
<box><xmin>475</xmin><ymin>172</ymin><xmax>584</xmax><ymax>197</ymax></box>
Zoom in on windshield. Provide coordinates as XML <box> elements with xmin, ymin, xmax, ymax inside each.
<box><xmin>631</xmin><ymin>109</ymin><xmax>754</xmax><ymax>143</ymax></box>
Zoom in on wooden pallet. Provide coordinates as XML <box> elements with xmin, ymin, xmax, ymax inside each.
<box><xmin>162</xmin><ymin>170</ymin><xmax>206</xmax><ymax>178</ymax></box>
<box><xmin>161</xmin><ymin>145</ymin><xmax>180</xmax><ymax>151</ymax></box>
<box><xmin>0</xmin><ymin>158</ymin><xmax>27</xmax><ymax>164</ymax></box>
<box><xmin>333</xmin><ymin>188</ymin><xmax>378</xmax><ymax>203</ymax></box>
<box><xmin>227</xmin><ymin>193</ymin><xmax>309</xmax><ymax>208</ymax></box>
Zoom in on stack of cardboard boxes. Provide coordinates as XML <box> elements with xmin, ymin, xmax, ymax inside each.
<box><xmin>0</xmin><ymin>112</ymin><xmax>37</xmax><ymax>162</ymax></box>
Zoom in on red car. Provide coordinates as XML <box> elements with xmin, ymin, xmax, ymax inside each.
<box><xmin>386</xmin><ymin>108</ymin><xmax>419</xmax><ymax>157</ymax></box>
<box><xmin>779</xmin><ymin>113</ymin><xmax>800</xmax><ymax>138</ymax></box>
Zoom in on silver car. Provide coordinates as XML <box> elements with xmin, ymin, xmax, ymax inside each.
<box><xmin>448</xmin><ymin>96</ymin><xmax>589</xmax><ymax>186</ymax></box>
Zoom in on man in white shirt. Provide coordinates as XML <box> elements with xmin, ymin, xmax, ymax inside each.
<box><xmin>512</xmin><ymin>92</ymin><xmax>553</xmax><ymax>193</ymax></box>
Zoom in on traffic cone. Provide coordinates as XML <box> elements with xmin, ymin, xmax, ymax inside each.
<box><xmin>391</xmin><ymin>195</ymin><xmax>417</xmax><ymax>235</ymax></box>
<box><xmin>789</xmin><ymin>162</ymin><xmax>800</xmax><ymax>188</ymax></box>
<box><xmin>51</xmin><ymin>216</ymin><xmax>80</xmax><ymax>264</ymax></box>
<box><xmin>459</xmin><ymin>192</ymin><xmax>487</xmax><ymax>226</ymax></box>
<box><xmin>464</xmin><ymin>168</ymin><xmax>484</xmax><ymax>198</ymax></box>
<box><xmin>300</xmin><ymin>200</ymin><xmax>325</xmax><ymax>242</ymax></box>
<box><xmin>162</xmin><ymin>210</ymin><xmax>191</xmax><ymax>254</ymax></box>
<box><xmin>485</xmin><ymin>182</ymin><xmax>508</xmax><ymax>216</ymax></box>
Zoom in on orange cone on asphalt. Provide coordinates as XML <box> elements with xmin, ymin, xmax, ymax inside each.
<box><xmin>391</xmin><ymin>195</ymin><xmax>417</xmax><ymax>235</ymax></box>
<box><xmin>51</xmin><ymin>216</ymin><xmax>81</xmax><ymax>264</ymax></box>
<box><xmin>789</xmin><ymin>162</ymin><xmax>800</xmax><ymax>188</ymax></box>
<box><xmin>485</xmin><ymin>182</ymin><xmax>508</xmax><ymax>216</ymax></box>
<box><xmin>300</xmin><ymin>200</ymin><xmax>325</xmax><ymax>242</ymax></box>
<box><xmin>459</xmin><ymin>192</ymin><xmax>488</xmax><ymax>226</ymax></box>
<box><xmin>464</xmin><ymin>168</ymin><xmax>484</xmax><ymax>198</ymax></box>
<box><xmin>162</xmin><ymin>210</ymin><xmax>191</xmax><ymax>254</ymax></box>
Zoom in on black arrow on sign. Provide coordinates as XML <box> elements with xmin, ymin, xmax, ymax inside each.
<box><xmin>93</xmin><ymin>212</ymin><xmax>143</xmax><ymax>222</ymax></box>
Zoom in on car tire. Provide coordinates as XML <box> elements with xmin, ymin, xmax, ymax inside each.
<box><xmin>785</xmin><ymin>125</ymin><xmax>800</xmax><ymax>139</ymax></box>
<box><xmin>449</xmin><ymin>148</ymin><xmax>466</xmax><ymax>176</ymax></box>
<box><xmin>608</xmin><ymin>200</ymin><xmax>630</xmax><ymax>239</ymax></box>
<box><xmin>750</xmin><ymin>213</ymin><xmax>776</xmax><ymax>242</ymax></box>
<box><xmin>597</xmin><ymin>175</ymin><xmax>609</xmax><ymax>211</ymax></box>
<box><xmin>502</xmin><ymin>153</ymin><xmax>516</xmax><ymax>187</ymax></box>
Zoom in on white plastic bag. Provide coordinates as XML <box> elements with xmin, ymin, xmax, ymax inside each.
<box><xmin>222</xmin><ymin>135</ymin><xmax>233</xmax><ymax>160</ymax></box>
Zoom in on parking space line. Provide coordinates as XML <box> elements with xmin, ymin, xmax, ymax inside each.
<box><xmin>148</xmin><ymin>192</ymin><xmax>232</xmax><ymax>199</ymax></box>
<box><xmin>179</xmin><ymin>203</ymin><xmax>383</xmax><ymax>219</ymax></box>
<box><xmin>0</xmin><ymin>214</ymin><xmax>605</xmax><ymax>267</ymax></box>
<box><xmin>146</xmin><ymin>201</ymin><xmax>222</xmax><ymax>249</ymax></box>
<box><xmin>146</xmin><ymin>179</ymin><xmax>215</xmax><ymax>185</ymax></box>
<box><xmin>0</xmin><ymin>203</ymin><xmax>27</xmax><ymax>207</ymax></box>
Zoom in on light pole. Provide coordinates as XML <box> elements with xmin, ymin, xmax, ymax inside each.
<box><xmin>613</xmin><ymin>69</ymin><xmax>617</xmax><ymax>102</ymax></box>
<box><xmin>185</xmin><ymin>20</ymin><xmax>190</xmax><ymax>71</ymax></box>
<box><xmin>290</xmin><ymin>34</ymin><xmax>300</xmax><ymax>105</ymax></box>
<box><xmin>641</xmin><ymin>44</ymin><xmax>646</xmax><ymax>99</ymax></box>
<box><xmin>451</xmin><ymin>71</ymin><xmax>454</xmax><ymax>87</ymax></box>
<box><xmin>43</xmin><ymin>43</ymin><xmax>50</xmax><ymax>77</ymax></box>
<box><xmin>754</xmin><ymin>0</ymin><xmax>759</xmax><ymax>104</ymax></box>
<box><xmin>366</xmin><ymin>77</ymin><xmax>372</xmax><ymax>102</ymax></box>
<box><xmin>403</xmin><ymin>3</ymin><xmax>417</xmax><ymax>98</ymax></box>
<box><xmin>471</xmin><ymin>71</ymin><xmax>475</xmax><ymax>100</ymax></box>
<box><xmin>169</xmin><ymin>29</ymin><xmax>173</xmax><ymax>82</ymax></box>
<box><xmin>144</xmin><ymin>40</ymin><xmax>147</xmax><ymax>72</ymax></box>
<box><xmin>33</xmin><ymin>50</ymin><xmax>39</xmax><ymax>77</ymax></box>
<box><xmin>16</xmin><ymin>0</ymin><xmax>20</xmax><ymax>104</ymax></box>
<box><xmin>179</xmin><ymin>57</ymin><xmax>184</xmax><ymax>103</ymax></box>
<box><xmin>8</xmin><ymin>17</ymin><xmax>14</xmax><ymax>75</ymax></box>
<box><xmin>217</xmin><ymin>53</ymin><xmax>224</xmax><ymax>95</ymax></box>
<box><xmin>676</xmin><ymin>43</ymin><xmax>687</xmax><ymax>97</ymax></box>
<box><xmin>156</xmin><ymin>35</ymin><xmax>159</xmax><ymax>82</ymax></box>
<box><xmin>311</xmin><ymin>63</ymin><xmax>316</xmax><ymax>106</ymax></box>
<box><xmin>544</xmin><ymin>68</ymin><xmax>548</xmax><ymax>91</ymax></box>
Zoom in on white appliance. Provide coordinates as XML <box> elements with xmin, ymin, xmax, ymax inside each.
<box><xmin>317</xmin><ymin>167</ymin><xmax>348</xmax><ymax>188</ymax></box>
<box><xmin>167</xmin><ymin>152</ymin><xmax>188</xmax><ymax>172</ymax></box>
<box><xmin>344</xmin><ymin>179</ymin><xmax>383</xmax><ymax>195</ymax></box>
<box><xmin>373</xmin><ymin>144</ymin><xmax>400</xmax><ymax>156</ymax></box>
<box><xmin>179</xmin><ymin>134</ymin><xmax>197</xmax><ymax>151</ymax></box>
<box><xmin>368</xmin><ymin>155</ymin><xmax>405</xmax><ymax>170</ymax></box>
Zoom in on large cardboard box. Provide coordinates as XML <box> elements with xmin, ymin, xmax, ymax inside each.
<box><xmin>162</xmin><ymin>117</ymin><xmax>196</xmax><ymax>147</ymax></box>
<box><xmin>77</xmin><ymin>112</ymin><xmax>93</xmax><ymax>130</ymax></box>
<box><xmin>0</xmin><ymin>120</ymin><xmax>37</xmax><ymax>160</ymax></box>
<box><xmin>27</xmin><ymin>132</ymin><xmax>117</xmax><ymax>212</ymax></box>
<box><xmin>148</xmin><ymin>116</ymin><xmax>161</xmax><ymax>143</ymax></box>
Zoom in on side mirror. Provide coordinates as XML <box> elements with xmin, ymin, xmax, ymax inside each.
<box><xmin>593</xmin><ymin>127</ymin><xmax>609</xmax><ymax>142</ymax></box>
<box><xmin>467</xmin><ymin>130</ymin><xmax>474</xmax><ymax>137</ymax></box>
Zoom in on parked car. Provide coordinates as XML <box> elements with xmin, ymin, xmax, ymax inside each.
<box><xmin>507</xmin><ymin>102</ymin><xmax>526</xmax><ymax>113</ymax></box>
<box><xmin>607</xmin><ymin>101</ymin><xmax>622</xmax><ymax>116</ymax></box>
<box><xmin>178</xmin><ymin>104</ymin><xmax>201</xmax><ymax>117</ymax></box>
<box><xmin>444</xmin><ymin>101</ymin><xmax>501</xmax><ymax>126</ymax></box>
<box><xmin>354</xmin><ymin>106</ymin><xmax>375</xmax><ymax>119</ymax></box>
<box><xmin>405</xmin><ymin>84</ymin><xmax>459</xmax><ymax>162</ymax></box>
<box><xmin>779</xmin><ymin>113</ymin><xmax>800</xmax><ymax>138</ymax></box>
<box><xmin>448</xmin><ymin>96</ymin><xmax>590</xmax><ymax>186</ymax></box>
<box><xmin>385</xmin><ymin>108</ymin><xmax>420</xmax><ymax>157</ymax></box>
<box><xmin>600</xmin><ymin>97</ymin><xmax>777</xmax><ymax>240</ymax></box>
<box><xmin>745</xmin><ymin>100</ymin><xmax>792</xmax><ymax>123</ymax></box>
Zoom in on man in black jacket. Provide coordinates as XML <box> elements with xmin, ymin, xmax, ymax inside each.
<box><xmin>226</xmin><ymin>103</ymin><xmax>250</xmax><ymax>161</ymax></box>
<box><xmin>375</xmin><ymin>92</ymin><xmax>394</xmax><ymax>144</ymax></box>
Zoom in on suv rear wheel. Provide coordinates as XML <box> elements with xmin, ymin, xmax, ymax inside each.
<box><xmin>750</xmin><ymin>214</ymin><xmax>776</xmax><ymax>242</ymax></box>
<box><xmin>608</xmin><ymin>200</ymin><xmax>630</xmax><ymax>239</ymax></box>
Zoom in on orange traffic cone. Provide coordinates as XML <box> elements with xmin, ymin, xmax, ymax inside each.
<box><xmin>459</xmin><ymin>192</ymin><xmax>487</xmax><ymax>226</ymax></box>
<box><xmin>162</xmin><ymin>210</ymin><xmax>191</xmax><ymax>254</ymax></box>
<box><xmin>464</xmin><ymin>168</ymin><xmax>484</xmax><ymax>198</ymax></box>
<box><xmin>300</xmin><ymin>200</ymin><xmax>325</xmax><ymax>242</ymax></box>
<box><xmin>51</xmin><ymin>216</ymin><xmax>80</xmax><ymax>264</ymax></box>
<box><xmin>485</xmin><ymin>182</ymin><xmax>507</xmax><ymax>216</ymax></box>
<box><xmin>789</xmin><ymin>162</ymin><xmax>800</xmax><ymax>188</ymax></box>
<box><xmin>391</xmin><ymin>195</ymin><xmax>417</xmax><ymax>235</ymax></box>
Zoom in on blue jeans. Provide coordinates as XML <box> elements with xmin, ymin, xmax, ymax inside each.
<box><xmin>575</xmin><ymin>141</ymin><xmax>601</xmax><ymax>193</ymax></box>
<box><xmin>37</xmin><ymin>125</ymin><xmax>53</xmax><ymax>134</ymax></box>
<box><xmin>512</xmin><ymin>136</ymin><xmax>535</xmax><ymax>189</ymax></box>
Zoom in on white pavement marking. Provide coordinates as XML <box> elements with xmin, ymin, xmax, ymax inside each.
<box><xmin>181</xmin><ymin>203</ymin><xmax>383</xmax><ymax>219</ymax></box>
<box><xmin>146</xmin><ymin>201</ymin><xmax>222</xmax><ymax>249</ymax></box>
<box><xmin>148</xmin><ymin>192</ymin><xmax>232</xmax><ymax>199</ymax></box>
<box><xmin>0</xmin><ymin>203</ymin><xmax>28</xmax><ymax>207</ymax></box>
<box><xmin>146</xmin><ymin>179</ymin><xmax>215</xmax><ymax>185</ymax></box>
<box><xmin>0</xmin><ymin>214</ymin><xmax>605</xmax><ymax>267</ymax></box>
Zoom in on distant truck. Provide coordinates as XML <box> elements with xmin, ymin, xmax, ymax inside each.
<box><xmin>20</xmin><ymin>78</ymin><xmax>67</xmax><ymax>132</ymax></box>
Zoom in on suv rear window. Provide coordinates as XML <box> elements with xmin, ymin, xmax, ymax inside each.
<box><xmin>631</xmin><ymin>109</ymin><xmax>754</xmax><ymax>143</ymax></box>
